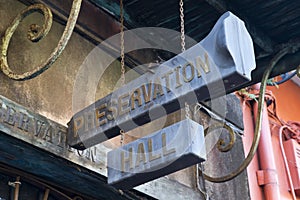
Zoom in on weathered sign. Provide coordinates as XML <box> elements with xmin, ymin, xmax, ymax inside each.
<box><xmin>0</xmin><ymin>96</ymin><xmax>67</xmax><ymax>149</ymax></box>
<box><xmin>0</xmin><ymin>95</ymin><xmax>143</xmax><ymax>198</ymax></box>
<box><xmin>0</xmin><ymin>95</ymin><xmax>106</xmax><ymax>173</ymax></box>
<box><xmin>107</xmin><ymin>119</ymin><xmax>205</xmax><ymax>190</ymax></box>
<box><xmin>68</xmin><ymin>12</ymin><xmax>256</xmax><ymax>149</ymax></box>
<box><xmin>0</xmin><ymin>95</ymin><xmax>204</xmax><ymax>199</ymax></box>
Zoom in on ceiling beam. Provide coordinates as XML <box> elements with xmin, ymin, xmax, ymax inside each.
<box><xmin>204</xmin><ymin>0</ymin><xmax>276</xmax><ymax>54</ymax></box>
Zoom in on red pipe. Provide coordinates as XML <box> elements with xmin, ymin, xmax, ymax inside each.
<box><xmin>242</xmin><ymin>101</ymin><xmax>264</xmax><ymax>200</ymax></box>
<box><xmin>252</xmin><ymin>84</ymin><xmax>281</xmax><ymax>200</ymax></box>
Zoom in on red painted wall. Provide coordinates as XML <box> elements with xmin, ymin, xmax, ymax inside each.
<box><xmin>267</xmin><ymin>80</ymin><xmax>300</xmax><ymax>122</ymax></box>
<box><xmin>241</xmin><ymin>79</ymin><xmax>300</xmax><ymax>200</ymax></box>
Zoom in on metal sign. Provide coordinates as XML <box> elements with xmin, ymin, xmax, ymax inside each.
<box><xmin>0</xmin><ymin>95</ymin><xmax>202</xmax><ymax>199</ymax></box>
<box><xmin>107</xmin><ymin>119</ymin><xmax>206</xmax><ymax>190</ymax></box>
<box><xmin>68</xmin><ymin>12</ymin><xmax>256</xmax><ymax>149</ymax></box>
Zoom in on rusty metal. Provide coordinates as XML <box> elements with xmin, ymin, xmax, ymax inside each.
<box><xmin>204</xmin><ymin>123</ymin><xmax>236</xmax><ymax>153</ymax></box>
<box><xmin>0</xmin><ymin>164</ymin><xmax>73</xmax><ymax>200</ymax></box>
<box><xmin>120</xmin><ymin>0</ymin><xmax>125</xmax><ymax>85</ymax></box>
<box><xmin>0</xmin><ymin>0</ymin><xmax>82</xmax><ymax>80</ymax></box>
<box><xmin>201</xmin><ymin>45</ymin><xmax>299</xmax><ymax>183</ymax></box>
<box><xmin>8</xmin><ymin>176</ymin><xmax>21</xmax><ymax>200</ymax></box>
<box><xmin>43</xmin><ymin>188</ymin><xmax>50</xmax><ymax>200</ymax></box>
<box><xmin>13</xmin><ymin>176</ymin><xmax>21</xmax><ymax>200</ymax></box>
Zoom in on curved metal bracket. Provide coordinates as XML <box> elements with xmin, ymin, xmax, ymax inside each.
<box><xmin>201</xmin><ymin>46</ymin><xmax>297</xmax><ymax>183</ymax></box>
<box><xmin>0</xmin><ymin>0</ymin><xmax>82</xmax><ymax>81</ymax></box>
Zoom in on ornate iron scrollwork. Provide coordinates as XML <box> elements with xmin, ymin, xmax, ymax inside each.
<box><xmin>204</xmin><ymin>123</ymin><xmax>236</xmax><ymax>153</ymax></box>
<box><xmin>0</xmin><ymin>0</ymin><xmax>82</xmax><ymax>80</ymax></box>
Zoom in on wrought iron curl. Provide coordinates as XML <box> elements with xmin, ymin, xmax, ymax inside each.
<box><xmin>204</xmin><ymin>123</ymin><xmax>236</xmax><ymax>153</ymax></box>
<box><xmin>201</xmin><ymin>45</ymin><xmax>298</xmax><ymax>183</ymax></box>
<box><xmin>0</xmin><ymin>0</ymin><xmax>82</xmax><ymax>81</ymax></box>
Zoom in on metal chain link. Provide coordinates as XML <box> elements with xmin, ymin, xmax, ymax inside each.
<box><xmin>120</xmin><ymin>129</ymin><xmax>125</xmax><ymax>146</ymax></box>
<box><xmin>179</xmin><ymin>0</ymin><xmax>185</xmax><ymax>52</ymax></box>
<box><xmin>198</xmin><ymin>163</ymin><xmax>210</xmax><ymax>199</ymax></box>
<box><xmin>120</xmin><ymin>0</ymin><xmax>125</xmax><ymax>86</ymax></box>
<box><xmin>120</xmin><ymin>0</ymin><xmax>126</xmax><ymax>146</ymax></box>
<box><xmin>185</xmin><ymin>102</ymin><xmax>190</xmax><ymax>119</ymax></box>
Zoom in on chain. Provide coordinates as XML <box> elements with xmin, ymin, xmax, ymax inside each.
<box><xmin>120</xmin><ymin>0</ymin><xmax>125</xmax><ymax>85</ymax></box>
<box><xmin>180</xmin><ymin>1</ymin><xmax>207</xmax><ymax>196</ymax></box>
<box><xmin>185</xmin><ymin>102</ymin><xmax>190</xmax><ymax>119</ymax></box>
<box><xmin>198</xmin><ymin>164</ymin><xmax>210</xmax><ymax>199</ymax></box>
<box><xmin>119</xmin><ymin>0</ymin><xmax>126</xmax><ymax>145</ymax></box>
<box><xmin>180</xmin><ymin>0</ymin><xmax>189</xmax><ymax>119</ymax></box>
<box><xmin>120</xmin><ymin>130</ymin><xmax>125</xmax><ymax>146</ymax></box>
<box><xmin>179</xmin><ymin>0</ymin><xmax>185</xmax><ymax>52</ymax></box>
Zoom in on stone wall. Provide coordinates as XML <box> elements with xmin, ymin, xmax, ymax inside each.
<box><xmin>0</xmin><ymin>0</ymin><xmax>124</xmax><ymax>125</ymax></box>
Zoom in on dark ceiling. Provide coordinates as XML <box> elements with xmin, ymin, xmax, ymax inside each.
<box><xmin>88</xmin><ymin>0</ymin><xmax>300</xmax><ymax>85</ymax></box>
<box><xmin>20</xmin><ymin>0</ymin><xmax>300</xmax><ymax>86</ymax></box>
<box><xmin>90</xmin><ymin>0</ymin><xmax>300</xmax><ymax>52</ymax></box>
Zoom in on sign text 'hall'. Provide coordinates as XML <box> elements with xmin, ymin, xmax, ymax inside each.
<box><xmin>107</xmin><ymin>119</ymin><xmax>206</xmax><ymax>190</ymax></box>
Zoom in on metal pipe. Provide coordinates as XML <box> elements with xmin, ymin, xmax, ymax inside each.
<box><xmin>43</xmin><ymin>188</ymin><xmax>50</xmax><ymax>200</ymax></box>
<box><xmin>13</xmin><ymin>176</ymin><xmax>21</xmax><ymax>200</ymax></box>
<box><xmin>0</xmin><ymin>164</ymin><xmax>72</xmax><ymax>200</ymax></box>
<box><xmin>242</xmin><ymin>101</ymin><xmax>264</xmax><ymax>200</ymax></box>
<box><xmin>252</xmin><ymin>84</ymin><xmax>281</xmax><ymax>200</ymax></box>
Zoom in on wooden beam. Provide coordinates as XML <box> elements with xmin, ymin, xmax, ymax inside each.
<box><xmin>255</xmin><ymin>50</ymin><xmax>300</xmax><ymax>82</ymax></box>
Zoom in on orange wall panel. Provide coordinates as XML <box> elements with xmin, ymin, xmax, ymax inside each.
<box><xmin>268</xmin><ymin>80</ymin><xmax>300</xmax><ymax>122</ymax></box>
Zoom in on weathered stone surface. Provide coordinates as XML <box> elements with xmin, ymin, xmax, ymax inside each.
<box><xmin>0</xmin><ymin>0</ymin><xmax>96</xmax><ymax>125</ymax></box>
<box><xmin>203</xmin><ymin>93</ymin><xmax>244</xmax><ymax>130</ymax></box>
<box><xmin>203</xmin><ymin>130</ymin><xmax>250</xmax><ymax>200</ymax></box>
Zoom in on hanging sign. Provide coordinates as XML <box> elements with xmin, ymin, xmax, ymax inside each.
<box><xmin>68</xmin><ymin>12</ymin><xmax>256</xmax><ymax>149</ymax></box>
<box><xmin>107</xmin><ymin>119</ymin><xmax>205</xmax><ymax>190</ymax></box>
